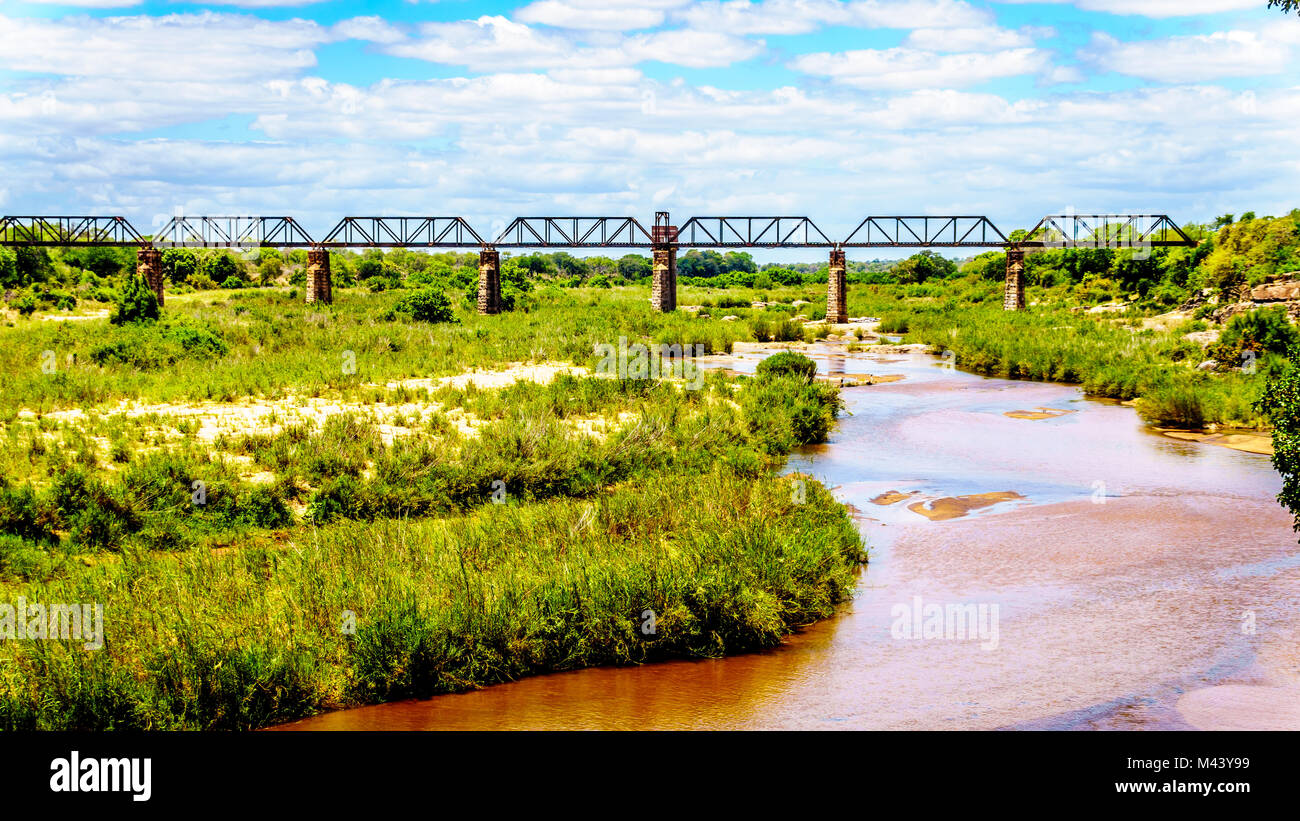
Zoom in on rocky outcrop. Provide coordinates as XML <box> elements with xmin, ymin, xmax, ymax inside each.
<box><xmin>1212</xmin><ymin>275</ymin><xmax>1300</xmax><ymax>323</ymax></box>
<box><xmin>1249</xmin><ymin>278</ymin><xmax>1300</xmax><ymax>302</ymax></box>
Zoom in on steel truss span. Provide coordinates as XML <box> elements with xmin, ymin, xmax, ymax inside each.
<box><xmin>0</xmin><ymin>213</ymin><xmax>1198</xmax><ymax>250</ymax></box>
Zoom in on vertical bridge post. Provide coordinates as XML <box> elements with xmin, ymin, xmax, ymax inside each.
<box><xmin>137</xmin><ymin>246</ymin><xmax>164</xmax><ymax>306</ymax></box>
<box><xmin>826</xmin><ymin>247</ymin><xmax>848</xmax><ymax>324</ymax></box>
<box><xmin>306</xmin><ymin>247</ymin><xmax>332</xmax><ymax>305</ymax></box>
<box><xmin>478</xmin><ymin>248</ymin><xmax>501</xmax><ymax>314</ymax></box>
<box><xmin>651</xmin><ymin>211</ymin><xmax>677</xmax><ymax>312</ymax></box>
<box><xmin>1003</xmin><ymin>246</ymin><xmax>1025</xmax><ymax>311</ymax></box>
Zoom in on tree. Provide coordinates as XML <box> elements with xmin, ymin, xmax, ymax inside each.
<box><xmin>1258</xmin><ymin>356</ymin><xmax>1300</xmax><ymax>536</ymax></box>
<box><xmin>162</xmin><ymin>249</ymin><xmax>198</xmax><ymax>284</ymax></box>
<box><xmin>200</xmin><ymin>252</ymin><xmax>241</xmax><ymax>284</ymax></box>
<box><xmin>1270</xmin><ymin>1</ymin><xmax>1300</xmax><ymax>12</ymax></box>
<box><xmin>15</xmin><ymin>247</ymin><xmax>51</xmax><ymax>285</ymax></box>
<box><xmin>617</xmin><ymin>254</ymin><xmax>651</xmax><ymax>280</ymax></box>
<box><xmin>894</xmin><ymin>250</ymin><xmax>957</xmax><ymax>284</ymax></box>
<box><xmin>0</xmin><ymin>247</ymin><xmax>16</xmax><ymax>287</ymax></box>
<box><xmin>111</xmin><ymin>274</ymin><xmax>160</xmax><ymax>325</ymax></box>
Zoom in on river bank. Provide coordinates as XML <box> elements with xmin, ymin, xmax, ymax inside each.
<box><xmin>279</xmin><ymin>343</ymin><xmax>1300</xmax><ymax>730</ymax></box>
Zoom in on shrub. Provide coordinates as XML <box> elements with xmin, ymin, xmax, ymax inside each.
<box><xmin>391</xmin><ymin>289</ymin><xmax>458</xmax><ymax>324</ymax></box>
<box><xmin>756</xmin><ymin>351</ymin><xmax>818</xmax><ymax>382</ymax></box>
<box><xmin>879</xmin><ymin>315</ymin><xmax>910</xmax><ymax>333</ymax></box>
<box><xmin>12</xmin><ymin>295</ymin><xmax>37</xmax><ymax>316</ymax></box>
<box><xmin>90</xmin><ymin>321</ymin><xmax>228</xmax><ymax>369</ymax></box>
<box><xmin>110</xmin><ymin>274</ymin><xmax>160</xmax><ymax>325</ymax></box>
<box><xmin>1211</xmin><ymin>307</ymin><xmax>1299</xmax><ymax>366</ymax></box>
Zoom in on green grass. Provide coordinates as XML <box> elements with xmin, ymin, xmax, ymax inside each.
<box><xmin>0</xmin><ymin>469</ymin><xmax>864</xmax><ymax>730</ymax></box>
<box><xmin>847</xmin><ymin>285</ymin><xmax>1271</xmax><ymax>429</ymax></box>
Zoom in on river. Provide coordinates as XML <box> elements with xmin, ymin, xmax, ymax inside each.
<box><xmin>278</xmin><ymin>344</ymin><xmax>1300</xmax><ymax>730</ymax></box>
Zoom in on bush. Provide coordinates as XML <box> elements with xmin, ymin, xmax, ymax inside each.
<box><xmin>110</xmin><ymin>274</ymin><xmax>160</xmax><ymax>325</ymax></box>
<box><xmin>1136</xmin><ymin>379</ymin><xmax>1212</xmax><ymax>428</ymax></box>
<box><xmin>1211</xmin><ymin>307</ymin><xmax>1299</xmax><ymax>367</ymax></box>
<box><xmin>879</xmin><ymin>315</ymin><xmax>910</xmax><ymax>333</ymax></box>
<box><xmin>90</xmin><ymin>321</ymin><xmax>228</xmax><ymax>369</ymax></box>
<box><xmin>756</xmin><ymin>351</ymin><xmax>818</xmax><ymax>382</ymax></box>
<box><xmin>12</xmin><ymin>295</ymin><xmax>37</xmax><ymax>316</ymax></box>
<box><xmin>391</xmin><ymin>289</ymin><xmax>458</xmax><ymax>324</ymax></box>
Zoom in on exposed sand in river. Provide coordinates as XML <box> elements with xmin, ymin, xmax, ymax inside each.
<box><xmin>906</xmin><ymin>491</ymin><xmax>1027</xmax><ymax>522</ymax></box>
<box><xmin>1159</xmin><ymin>429</ymin><xmax>1274</xmax><ymax>456</ymax></box>
<box><xmin>1005</xmin><ymin>407</ymin><xmax>1077</xmax><ymax>421</ymax></box>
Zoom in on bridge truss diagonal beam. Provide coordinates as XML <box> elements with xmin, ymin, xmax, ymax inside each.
<box><xmin>492</xmin><ymin>217</ymin><xmax>654</xmax><ymax>248</ymax></box>
<box><xmin>1020</xmin><ymin>214</ymin><xmax>1194</xmax><ymax>248</ymax></box>
<box><xmin>674</xmin><ymin>217</ymin><xmax>834</xmax><ymax>248</ymax></box>
<box><xmin>0</xmin><ymin>216</ymin><xmax>147</xmax><ymax>247</ymax></box>
<box><xmin>841</xmin><ymin>216</ymin><xmax>1009</xmax><ymax>248</ymax></box>
<box><xmin>151</xmin><ymin>216</ymin><xmax>316</xmax><ymax>249</ymax></box>
<box><xmin>320</xmin><ymin>217</ymin><xmax>484</xmax><ymax>248</ymax></box>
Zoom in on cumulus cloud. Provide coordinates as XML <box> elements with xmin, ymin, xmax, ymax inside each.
<box><xmin>679</xmin><ymin>0</ymin><xmax>990</xmax><ymax>35</ymax></box>
<box><xmin>386</xmin><ymin>15</ymin><xmax>761</xmax><ymax>71</ymax></box>
<box><xmin>0</xmin><ymin>12</ymin><xmax>329</xmax><ymax>80</ymax></box>
<box><xmin>790</xmin><ymin>46</ymin><xmax>1051</xmax><ymax>89</ymax></box>
<box><xmin>992</xmin><ymin>0</ymin><xmax>1261</xmax><ymax>17</ymax></box>
<box><xmin>1084</xmin><ymin>30</ymin><xmax>1293</xmax><ymax>82</ymax></box>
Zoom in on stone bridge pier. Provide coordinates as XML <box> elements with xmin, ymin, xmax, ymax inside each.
<box><xmin>306</xmin><ymin>248</ymin><xmax>332</xmax><ymax>304</ymax></box>
<box><xmin>137</xmin><ymin>247</ymin><xmax>164</xmax><ymax>306</ymax></box>
<box><xmin>650</xmin><ymin>212</ymin><xmax>677</xmax><ymax>312</ymax></box>
<box><xmin>1003</xmin><ymin>247</ymin><xmax>1025</xmax><ymax>311</ymax></box>
<box><xmin>477</xmin><ymin>249</ymin><xmax>501</xmax><ymax>314</ymax></box>
<box><xmin>826</xmin><ymin>248</ymin><xmax>848</xmax><ymax>324</ymax></box>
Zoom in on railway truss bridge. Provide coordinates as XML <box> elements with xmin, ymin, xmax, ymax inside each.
<box><xmin>0</xmin><ymin>212</ymin><xmax>1195</xmax><ymax>319</ymax></box>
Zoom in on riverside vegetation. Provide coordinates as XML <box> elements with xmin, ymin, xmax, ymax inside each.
<box><xmin>5</xmin><ymin>209</ymin><xmax>1300</xmax><ymax>726</ymax></box>
<box><xmin>0</xmin><ymin>284</ymin><xmax>862</xmax><ymax>729</ymax></box>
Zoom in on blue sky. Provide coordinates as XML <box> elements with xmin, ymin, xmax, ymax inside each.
<box><xmin>1</xmin><ymin>0</ymin><xmax>1297</xmax><ymax>254</ymax></box>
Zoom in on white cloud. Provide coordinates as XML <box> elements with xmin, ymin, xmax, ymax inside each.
<box><xmin>679</xmin><ymin>0</ymin><xmax>990</xmax><ymax>36</ymax></box>
<box><xmin>993</xmin><ymin>0</ymin><xmax>1262</xmax><ymax>17</ymax></box>
<box><xmin>0</xmin><ymin>13</ymin><xmax>329</xmax><ymax>80</ymax></box>
<box><xmin>904</xmin><ymin>25</ymin><xmax>1052</xmax><ymax>53</ymax></box>
<box><xmin>516</xmin><ymin>1</ymin><xmax>673</xmax><ymax>31</ymax></box>
<box><xmin>1084</xmin><ymin>30</ymin><xmax>1292</xmax><ymax>82</ymax></box>
<box><xmin>386</xmin><ymin>15</ymin><xmax>761</xmax><ymax>71</ymax></box>
<box><xmin>331</xmin><ymin>16</ymin><xmax>406</xmax><ymax>44</ymax></box>
<box><xmin>790</xmin><ymin>47</ymin><xmax>1050</xmax><ymax>89</ymax></box>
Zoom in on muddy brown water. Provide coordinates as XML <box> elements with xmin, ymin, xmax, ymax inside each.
<box><xmin>279</xmin><ymin>346</ymin><xmax>1300</xmax><ymax>730</ymax></box>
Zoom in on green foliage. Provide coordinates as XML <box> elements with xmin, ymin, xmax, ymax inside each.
<box><xmin>756</xmin><ymin>351</ymin><xmax>818</xmax><ymax>382</ymax></box>
<box><xmin>894</xmin><ymin>250</ymin><xmax>957</xmax><ymax>284</ymax></box>
<box><xmin>110</xmin><ymin>274</ymin><xmax>160</xmax><ymax>325</ymax></box>
<box><xmin>161</xmin><ymin>249</ymin><xmax>199</xmax><ymax>284</ymax></box>
<box><xmin>200</xmin><ymin>252</ymin><xmax>242</xmax><ymax>285</ymax></box>
<box><xmin>90</xmin><ymin>321</ymin><xmax>228</xmax><ymax>369</ymax></box>
<box><xmin>390</xmin><ymin>288</ymin><xmax>458</xmax><ymax>324</ymax></box>
<box><xmin>1259</xmin><ymin>357</ymin><xmax>1300</xmax><ymax>533</ymax></box>
<box><xmin>1211</xmin><ymin>307</ymin><xmax>1299</xmax><ymax>366</ymax></box>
